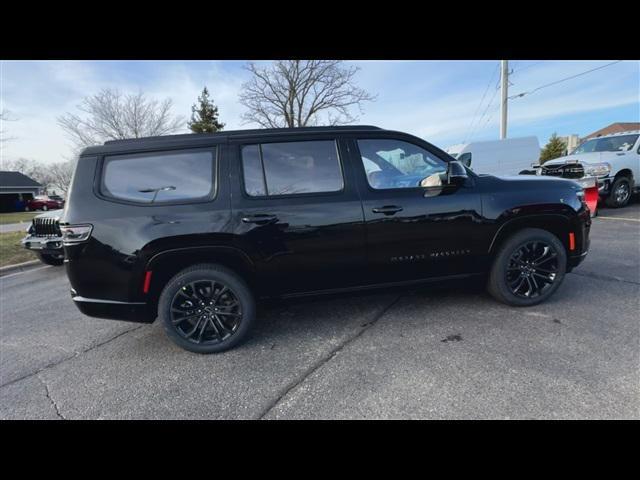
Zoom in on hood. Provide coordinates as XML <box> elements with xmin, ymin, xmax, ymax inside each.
<box><xmin>543</xmin><ymin>152</ymin><xmax>604</xmax><ymax>166</ymax></box>
<box><xmin>34</xmin><ymin>209</ymin><xmax>64</xmax><ymax>220</ymax></box>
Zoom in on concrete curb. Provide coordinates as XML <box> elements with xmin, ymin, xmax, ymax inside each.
<box><xmin>0</xmin><ymin>260</ymin><xmax>42</xmax><ymax>277</ymax></box>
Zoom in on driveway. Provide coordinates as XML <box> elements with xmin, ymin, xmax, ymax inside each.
<box><xmin>0</xmin><ymin>203</ymin><xmax>638</xmax><ymax>419</ymax></box>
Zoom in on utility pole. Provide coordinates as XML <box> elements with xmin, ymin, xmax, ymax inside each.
<box><xmin>500</xmin><ymin>60</ymin><xmax>508</xmax><ymax>139</ymax></box>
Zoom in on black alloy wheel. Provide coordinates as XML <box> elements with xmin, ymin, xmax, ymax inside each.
<box><xmin>159</xmin><ymin>264</ymin><xmax>255</xmax><ymax>353</ymax></box>
<box><xmin>506</xmin><ymin>241</ymin><xmax>559</xmax><ymax>299</ymax></box>
<box><xmin>170</xmin><ymin>280</ymin><xmax>243</xmax><ymax>344</ymax></box>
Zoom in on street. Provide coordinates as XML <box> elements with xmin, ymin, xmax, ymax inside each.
<box><xmin>1</xmin><ymin>204</ymin><xmax>638</xmax><ymax>419</ymax></box>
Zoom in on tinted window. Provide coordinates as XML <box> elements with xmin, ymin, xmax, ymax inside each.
<box><xmin>101</xmin><ymin>149</ymin><xmax>215</xmax><ymax>204</ymax></box>
<box><xmin>241</xmin><ymin>140</ymin><xmax>343</xmax><ymax>196</ymax></box>
<box><xmin>357</xmin><ymin>139</ymin><xmax>447</xmax><ymax>190</ymax></box>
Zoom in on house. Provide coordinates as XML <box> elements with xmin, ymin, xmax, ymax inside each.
<box><xmin>583</xmin><ymin>122</ymin><xmax>640</xmax><ymax>140</ymax></box>
<box><xmin>0</xmin><ymin>171</ymin><xmax>43</xmax><ymax>212</ymax></box>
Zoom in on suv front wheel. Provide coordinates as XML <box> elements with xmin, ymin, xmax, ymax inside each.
<box><xmin>158</xmin><ymin>264</ymin><xmax>256</xmax><ymax>354</ymax></box>
<box><xmin>487</xmin><ymin>228</ymin><xmax>567</xmax><ymax>306</ymax></box>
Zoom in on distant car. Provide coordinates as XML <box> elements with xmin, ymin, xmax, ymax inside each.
<box><xmin>21</xmin><ymin>209</ymin><xmax>65</xmax><ymax>265</ymax></box>
<box><xmin>26</xmin><ymin>195</ymin><xmax>64</xmax><ymax>211</ymax></box>
<box><xmin>535</xmin><ymin>130</ymin><xmax>640</xmax><ymax>208</ymax></box>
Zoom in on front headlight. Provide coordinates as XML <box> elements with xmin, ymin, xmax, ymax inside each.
<box><xmin>583</xmin><ymin>162</ymin><xmax>611</xmax><ymax>177</ymax></box>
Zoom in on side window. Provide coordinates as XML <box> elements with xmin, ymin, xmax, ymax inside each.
<box><xmin>241</xmin><ymin>140</ymin><xmax>343</xmax><ymax>196</ymax></box>
<box><xmin>357</xmin><ymin>139</ymin><xmax>448</xmax><ymax>190</ymax></box>
<box><xmin>101</xmin><ymin>149</ymin><xmax>215</xmax><ymax>204</ymax></box>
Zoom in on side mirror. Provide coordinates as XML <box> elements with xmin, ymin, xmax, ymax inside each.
<box><xmin>446</xmin><ymin>160</ymin><xmax>468</xmax><ymax>185</ymax></box>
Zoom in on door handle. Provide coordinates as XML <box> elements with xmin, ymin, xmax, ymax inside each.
<box><xmin>372</xmin><ymin>205</ymin><xmax>403</xmax><ymax>215</ymax></box>
<box><xmin>241</xmin><ymin>214</ymin><xmax>278</xmax><ymax>225</ymax></box>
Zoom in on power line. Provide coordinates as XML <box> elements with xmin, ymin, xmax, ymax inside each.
<box><xmin>508</xmin><ymin>60</ymin><xmax>623</xmax><ymax>100</ymax></box>
<box><xmin>462</xmin><ymin>62</ymin><xmax>499</xmax><ymax>143</ymax></box>
<box><xmin>468</xmin><ymin>80</ymin><xmax>500</xmax><ymax>142</ymax></box>
<box><xmin>510</xmin><ymin>60</ymin><xmax>544</xmax><ymax>76</ymax></box>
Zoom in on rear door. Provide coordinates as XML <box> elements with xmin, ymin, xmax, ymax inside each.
<box><xmin>228</xmin><ymin>135</ymin><xmax>366</xmax><ymax>296</ymax></box>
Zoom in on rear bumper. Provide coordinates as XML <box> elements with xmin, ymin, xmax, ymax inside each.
<box><xmin>71</xmin><ymin>290</ymin><xmax>154</xmax><ymax>323</ymax></box>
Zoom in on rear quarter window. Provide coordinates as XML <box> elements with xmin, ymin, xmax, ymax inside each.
<box><xmin>100</xmin><ymin>148</ymin><xmax>216</xmax><ymax>204</ymax></box>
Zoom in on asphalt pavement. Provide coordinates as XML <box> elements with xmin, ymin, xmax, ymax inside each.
<box><xmin>0</xmin><ymin>202</ymin><xmax>638</xmax><ymax>419</ymax></box>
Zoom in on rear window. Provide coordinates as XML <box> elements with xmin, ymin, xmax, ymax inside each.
<box><xmin>101</xmin><ymin>148</ymin><xmax>216</xmax><ymax>204</ymax></box>
<box><xmin>241</xmin><ymin>140</ymin><xmax>343</xmax><ymax>197</ymax></box>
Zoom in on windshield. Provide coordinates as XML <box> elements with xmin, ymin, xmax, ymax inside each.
<box><xmin>572</xmin><ymin>134</ymin><xmax>639</xmax><ymax>155</ymax></box>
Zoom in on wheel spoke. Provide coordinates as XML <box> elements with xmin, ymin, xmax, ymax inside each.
<box><xmin>172</xmin><ymin>314</ymin><xmax>200</xmax><ymax>325</ymax></box>
<box><xmin>535</xmin><ymin>252</ymin><xmax>557</xmax><ymax>266</ymax></box>
<box><xmin>212</xmin><ymin>315</ymin><xmax>233</xmax><ymax>334</ymax></box>
<box><xmin>196</xmin><ymin>318</ymin><xmax>208</xmax><ymax>343</ymax></box>
<box><xmin>184</xmin><ymin>317</ymin><xmax>204</xmax><ymax>338</ymax></box>
<box><xmin>532</xmin><ymin>272</ymin><xmax>553</xmax><ymax>283</ymax></box>
<box><xmin>212</xmin><ymin>286</ymin><xmax>229</xmax><ymax>305</ymax></box>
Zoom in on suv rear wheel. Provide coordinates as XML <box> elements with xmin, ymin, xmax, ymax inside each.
<box><xmin>488</xmin><ymin>228</ymin><xmax>567</xmax><ymax>306</ymax></box>
<box><xmin>158</xmin><ymin>264</ymin><xmax>256</xmax><ymax>354</ymax></box>
<box><xmin>605</xmin><ymin>175</ymin><xmax>632</xmax><ymax>208</ymax></box>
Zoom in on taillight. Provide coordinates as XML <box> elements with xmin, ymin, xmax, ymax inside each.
<box><xmin>569</xmin><ymin>232</ymin><xmax>576</xmax><ymax>251</ymax></box>
<box><xmin>60</xmin><ymin>224</ymin><xmax>93</xmax><ymax>245</ymax></box>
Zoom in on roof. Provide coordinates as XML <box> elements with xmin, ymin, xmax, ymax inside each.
<box><xmin>0</xmin><ymin>171</ymin><xmax>42</xmax><ymax>188</ymax></box>
<box><xmin>583</xmin><ymin>122</ymin><xmax>640</xmax><ymax>140</ymax></box>
<box><xmin>81</xmin><ymin>125</ymin><xmax>386</xmax><ymax>156</ymax></box>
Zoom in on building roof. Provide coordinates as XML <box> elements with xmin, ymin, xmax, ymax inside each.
<box><xmin>0</xmin><ymin>171</ymin><xmax>42</xmax><ymax>189</ymax></box>
<box><xmin>583</xmin><ymin>123</ymin><xmax>640</xmax><ymax>140</ymax></box>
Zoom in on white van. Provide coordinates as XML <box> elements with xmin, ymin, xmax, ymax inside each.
<box><xmin>445</xmin><ymin>137</ymin><xmax>541</xmax><ymax>176</ymax></box>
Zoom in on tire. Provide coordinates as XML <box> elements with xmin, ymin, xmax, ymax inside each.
<box><xmin>158</xmin><ymin>263</ymin><xmax>256</xmax><ymax>354</ymax></box>
<box><xmin>24</xmin><ymin>206</ymin><xmax>30</xmax><ymax>212</ymax></box>
<box><xmin>42</xmin><ymin>205</ymin><xmax>49</xmax><ymax>211</ymax></box>
<box><xmin>487</xmin><ymin>228</ymin><xmax>567</xmax><ymax>307</ymax></box>
<box><xmin>605</xmin><ymin>176</ymin><xmax>632</xmax><ymax>208</ymax></box>
<box><xmin>37</xmin><ymin>252</ymin><xmax>64</xmax><ymax>266</ymax></box>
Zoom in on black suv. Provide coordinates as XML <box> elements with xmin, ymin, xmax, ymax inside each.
<box><xmin>61</xmin><ymin>126</ymin><xmax>591</xmax><ymax>353</ymax></box>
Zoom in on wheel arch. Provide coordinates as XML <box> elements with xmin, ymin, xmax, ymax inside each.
<box><xmin>143</xmin><ymin>246</ymin><xmax>257</xmax><ymax>318</ymax></box>
<box><xmin>489</xmin><ymin>214</ymin><xmax>572</xmax><ymax>257</ymax></box>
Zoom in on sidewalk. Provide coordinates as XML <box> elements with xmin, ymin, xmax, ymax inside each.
<box><xmin>0</xmin><ymin>223</ymin><xmax>29</xmax><ymax>233</ymax></box>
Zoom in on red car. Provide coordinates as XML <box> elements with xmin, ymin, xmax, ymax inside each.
<box><xmin>26</xmin><ymin>195</ymin><xmax>64</xmax><ymax>211</ymax></box>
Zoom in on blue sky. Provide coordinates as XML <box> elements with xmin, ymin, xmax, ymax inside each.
<box><xmin>1</xmin><ymin>60</ymin><xmax>638</xmax><ymax>164</ymax></box>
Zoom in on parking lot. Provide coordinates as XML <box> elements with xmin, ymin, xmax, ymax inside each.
<box><xmin>0</xmin><ymin>202</ymin><xmax>638</xmax><ymax>420</ymax></box>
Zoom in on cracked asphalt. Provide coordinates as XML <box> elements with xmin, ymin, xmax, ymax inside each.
<box><xmin>1</xmin><ymin>202</ymin><xmax>638</xmax><ymax>419</ymax></box>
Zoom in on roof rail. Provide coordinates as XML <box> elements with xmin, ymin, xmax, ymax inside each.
<box><xmin>103</xmin><ymin>125</ymin><xmax>383</xmax><ymax>145</ymax></box>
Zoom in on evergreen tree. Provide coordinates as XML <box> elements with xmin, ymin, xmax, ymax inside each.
<box><xmin>539</xmin><ymin>133</ymin><xmax>567</xmax><ymax>163</ymax></box>
<box><xmin>188</xmin><ymin>87</ymin><xmax>225</xmax><ymax>133</ymax></box>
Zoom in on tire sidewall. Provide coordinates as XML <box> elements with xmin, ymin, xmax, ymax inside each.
<box><xmin>606</xmin><ymin>176</ymin><xmax>631</xmax><ymax>208</ymax></box>
<box><xmin>490</xmin><ymin>229</ymin><xmax>567</xmax><ymax>307</ymax></box>
<box><xmin>158</xmin><ymin>265</ymin><xmax>255</xmax><ymax>354</ymax></box>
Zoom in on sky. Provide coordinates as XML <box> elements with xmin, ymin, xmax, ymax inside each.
<box><xmin>1</xmin><ymin>60</ymin><xmax>638</xmax><ymax>165</ymax></box>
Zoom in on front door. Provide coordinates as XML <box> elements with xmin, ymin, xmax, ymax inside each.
<box><xmin>228</xmin><ymin>137</ymin><xmax>367</xmax><ymax>295</ymax></box>
<box><xmin>349</xmin><ymin>136</ymin><xmax>484</xmax><ymax>285</ymax></box>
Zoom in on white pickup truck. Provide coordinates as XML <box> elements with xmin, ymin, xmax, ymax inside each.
<box><xmin>535</xmin><ymin>130</ymin><xmax>640</xmax><ymax>208</ymax></box>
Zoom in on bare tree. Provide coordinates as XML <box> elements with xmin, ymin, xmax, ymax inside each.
<box><xmin>57</xmin><ymin>88</ymin><xmax>185</xmax><ymax>150</ymax></box>
<box><xmin>0</xmin><ymin>109</ymin><xmax>18</xmax><ymax>143</ymax></box>
<box><xmin>47</xmin><ymin>160</ymin><xmax>76</xmax><ymax>195</ymax></box>
<box><xmin>239</xmin><ymin>60</ymin><xmax>376</xmax><ymax>128</ymax></box>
